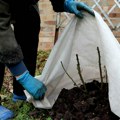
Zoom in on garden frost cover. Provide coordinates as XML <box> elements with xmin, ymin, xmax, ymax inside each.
<box><xmin>25</xmin><ymin>11</ymin><xmax>120</xmax><ymax>117</ymax></box>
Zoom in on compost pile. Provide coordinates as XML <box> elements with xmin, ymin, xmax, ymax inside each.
<box><xmin>47</xmin><ymin>80</ymin><xmax>120</xmax><ymax>120</ymax></box>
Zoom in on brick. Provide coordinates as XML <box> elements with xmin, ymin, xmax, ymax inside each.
<box><xmin>109</xmin><ymin>13</ymin><xmax>120</xmax><ymax>18</ymax></box>
<box><xmin>44</xmin><ymin>21</ymin><xmax>56</xmax><ymax>25</ymax></box>
<box><xmin>38</xmin><ymin>41</ymin><xmax>54</xmax><ymax>51</ymax></box>
<box><xmin>116</xmin><ymin>38</ymin><xmax>120</xmax><ymax>43</ymax></box>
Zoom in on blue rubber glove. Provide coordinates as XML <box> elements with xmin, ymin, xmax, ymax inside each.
<box><xmin>0</xmin><ymin>106</ymin><xmax>14</xmax><ymax>120</ymax></box>
<box><xmin>64</xmin><ymin>0</ymin><xmax>95</xmax><ymax>18</ymax></box>
<box><xmin>17</xmin><ymin>71</ymin><xmax>47</xmax><ymax>100</ymax></box>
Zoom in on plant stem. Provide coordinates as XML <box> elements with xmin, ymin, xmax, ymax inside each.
<box><xmin>76</xmin><ymin>54</ymin><xmax>87</xmax><ymax>93</ymax></box>
<box><xmin>104</xmin><ymin>66</ymin><xmax>108</xmax><ymax>83</ymax></box>
<box><xmin>103</xmin><ymin>66</ymin><xmax>108</xmax><ymax>92</ymax></box>
<box><xmin>97</xmin><ymin>47</ymin><xmax>103</xmax><ymax>90</ymax></box>
<box><xmin>61</xmin><ymin>61</ymin><xmax>79</xmax><ymax>87</ymax></box>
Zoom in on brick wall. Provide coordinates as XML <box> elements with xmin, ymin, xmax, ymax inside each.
<box><xmin>38</xmin><ymin>0</ymin><xmax>120</xmax><ymax>51</ymax></box>
<box><xmin>38</xmin><ymin>0</ymin><xmax>55</xmax><ymax>50</ymax></box>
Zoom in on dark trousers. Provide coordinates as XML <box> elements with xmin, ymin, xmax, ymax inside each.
<box><xmin>0</xmin><ymin>4</ymin><xmax>40</xmax><ymax>96</ymax></box>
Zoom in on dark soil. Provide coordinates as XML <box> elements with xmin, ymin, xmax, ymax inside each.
<box><xmin>47</xmin><ymin>80</ymin><xmax>120</xmax><ymax>120</ymax></box>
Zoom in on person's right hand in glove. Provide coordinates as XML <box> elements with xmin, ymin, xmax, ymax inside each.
<box><xmin>17</xmin><ymin>71</ymin><xmax>47</xmax><ymax>100</ymax></box>
<box><xmin>64</xmin><ymin>0</ymin><xmax>95</xmax><ymax>18</ymax></box>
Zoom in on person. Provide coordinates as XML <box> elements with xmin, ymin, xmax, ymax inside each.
<box><xmin>0</xmin><ymin>0</ymin><xmax>94</xmax><ymax>119</ymax></box>
<box><xmin>0</xmin><ymin>0</ymin><xmax>40</xmax><ymax>102</ymax></box>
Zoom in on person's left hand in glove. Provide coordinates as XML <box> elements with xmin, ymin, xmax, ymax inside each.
<box><xmin>64</xmin><ymin>0</ymin><xmax>95</xmax><ymax>18</ymax></box>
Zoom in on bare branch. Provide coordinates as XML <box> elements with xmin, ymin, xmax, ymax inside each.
<box><xmin>76</xmin><ymin>54</ymin><xmax>87</xmax><ymax>93</ymax></box>
<box><xmin>97</xmin><ymin>47</ymin><xmax>103</xmax><ymax>90</ymax></box>
<box><xmin>61</xmin><ymin>61</ymin><xmax>79</xmax><ymax>87</ymax></box>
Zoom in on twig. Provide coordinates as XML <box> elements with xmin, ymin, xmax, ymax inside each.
<box><xmin>97</xmin><ymin>47</ymin><xmax>103</xmax><ymax>90</ymax></box>
<box><xmin>76</xmin><ymin>54</ymin><xmax>87</xmax><ymax>93</ymax></box>
<box><xmin>61</xmin><ymin>61</ymin><xmax>79</xmax><ymax>87</ymax></box>
<box><xmin>104</xmin><ymin>66</ymin><xmax>108</xmax><ymax>83</ymax></box>
<box><xmin>103</xmin><ymin>66</ymin><xmax>108</xmax><ymax>93</ymax></box>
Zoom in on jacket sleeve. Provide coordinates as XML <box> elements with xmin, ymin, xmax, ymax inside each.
<box><xmin>0</xmin><ymin>0</ymin><xmax>23</xmax><ymax>64</ymax></box>
<box><xmin>49</xmin><ymin>0</ymin><xmax>65</xmax><ymax>12</ymax></box>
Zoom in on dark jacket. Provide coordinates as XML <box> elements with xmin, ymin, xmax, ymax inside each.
<box><xmin>0</xmin><ymin>0</ymin><xmax>65</xmax><ymax>64</ymax></box>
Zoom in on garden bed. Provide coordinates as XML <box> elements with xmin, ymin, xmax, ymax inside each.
<box><xmin>46</xmin><ymin>80</ymin><xmax>119</xmax><ymax>120</ymax></box>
